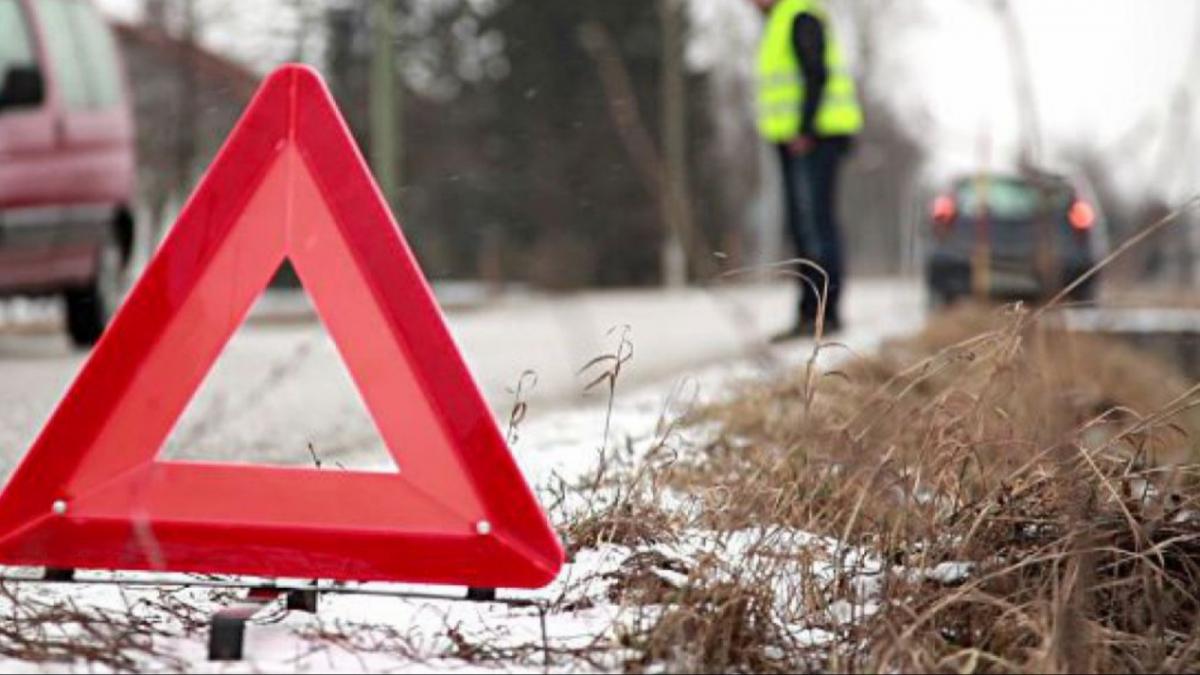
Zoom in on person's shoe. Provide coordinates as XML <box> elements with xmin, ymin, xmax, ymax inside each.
<box><xmin>821</xmin><ymin>314</ymin><xmax>842</xmax><ymax>336</ymax></box>
<box><xmin>769</xmin><ymin>316</ymin><xmax>842</xmax><ymax>344</ymax></box>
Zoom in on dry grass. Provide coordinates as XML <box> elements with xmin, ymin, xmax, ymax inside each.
<box><xmin>0</xmin><ymin>584</ymin><xmax>202</xmax><ymax>671</ymax></box>
<box><xmin>4</xmin><ymin>301</ymin><xmax>1197</xmax><ymax>673</ymax></box>
<box><xmin>567</xmin><ymin>302</ymin><xmax>1200</xmax><ymax>673</ymax></box>
<box><xmin>618</xmin><ymin>575</ymin><xmax>784</xmax><ymax>673</ymax></box>
<box><xmin>680</xmin><ymin>304</ymin><xmax>1200</xmax><ymax>535</ymax></box>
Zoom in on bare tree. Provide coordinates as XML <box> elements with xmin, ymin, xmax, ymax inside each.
<box><xmin>659</xmin><ymin>0</ymin><xmax>692</xmax><ymax>287</ymax></box>
<box><xmin>370</xmin><ymin>0</ymin><xmax>401</xmax><ymax>211</ymax></box>
<box><xmin>1150</xmin><ymin>5</ymin><xmax>1200</xmax><ymax>284</ymax></box>
<box><xmin>580</xmin><ymin>21</ymin><xmax>718</xmax><ymax>288</ymax></box>
<box><xmin>836</xmin><ymin>0</ymin><xmax>929</xmax><ymax>275</ymax></box>
<box><xmin>138</xmin><ymin>0</ymin><xmax>199</xmax><ymax>244</ymax></box>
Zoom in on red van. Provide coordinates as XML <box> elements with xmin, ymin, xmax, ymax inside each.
<box><xmin>0</xmin><ymin>0</ymin><xmax>135</xmax><ymax>347</ymax></box>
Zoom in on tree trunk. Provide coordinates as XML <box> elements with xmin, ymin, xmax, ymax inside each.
<box><xmin>370</xmin><ymin>0</ymin><xmax>401</xmax><ymax>211</ymax></box>
<box><xmin>659</xmin><ymin>0</ymin><xmax>690</xmax><ymax>287</ymax></box>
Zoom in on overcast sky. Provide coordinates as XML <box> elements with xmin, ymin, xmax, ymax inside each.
<box><xmin>903</xmin><ymin>0</ymin><xmax>1197</xmax><ymax>192</ymax></box>
<box><xmin>96</xmin><ymin>0</ymin><xmax>324</xmax><ymax>66</ymax></box>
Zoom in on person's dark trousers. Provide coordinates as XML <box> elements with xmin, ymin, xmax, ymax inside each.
<box><xmin>776</xmin><ymin>136</ymin><xmax>851</xmax><ymax>327</ymax></box>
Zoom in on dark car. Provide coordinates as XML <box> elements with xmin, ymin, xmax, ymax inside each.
<box><xmin>0</xmin><ymin>0</ymin><xmax>136</xmax><ymax>347</ymax></box>
<box><xmin>924</xmin><ymin>172</ymin><xmax>1106</xmax><ymax>307</ymax></box>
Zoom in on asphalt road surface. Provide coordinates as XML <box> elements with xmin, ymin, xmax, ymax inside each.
<box><xmin>0</xmin><ymin>280</ymin><xmax>922</xmax><ymax>475</ymax></box>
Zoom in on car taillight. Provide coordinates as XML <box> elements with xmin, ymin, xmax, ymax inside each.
<box><xmin>1068</xmin><ymin>200</ymin><xmax>1095</xmax><ymax>231</ymax></box>
<box><xmin>931</xmin><ymin>195</ymin><xmax>956</xmax><ymax>236</ymax></box>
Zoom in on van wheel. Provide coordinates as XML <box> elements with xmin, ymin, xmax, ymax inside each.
<box><xmin>65</xmin><ymin>234</ymin><xmax>126</xmax><ymax>348</ymax></box>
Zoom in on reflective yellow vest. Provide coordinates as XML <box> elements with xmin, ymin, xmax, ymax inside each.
<box><xmin>756</xmin><ymin>0</ymin><xmax>863</xmax><ymax>141</ymax></box>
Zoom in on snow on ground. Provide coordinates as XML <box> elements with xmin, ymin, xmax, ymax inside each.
<box><xmin>1063</xmin><ymin>306</ymin><xmax>1200</xmax><ymax>333</ymax></box>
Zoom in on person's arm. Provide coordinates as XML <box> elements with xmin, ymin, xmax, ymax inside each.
<box><xmin>792</xmin><ymin>12</ymin><xmax>827</xmax><ymax>139</ymax></box>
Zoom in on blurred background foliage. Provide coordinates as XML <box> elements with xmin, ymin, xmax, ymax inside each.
<box><xmin>110</xmin><ymin>0</ymin><xmax>1199</xmax><ymax>290</ymax></box>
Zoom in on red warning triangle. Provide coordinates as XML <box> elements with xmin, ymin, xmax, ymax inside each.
<box><xmin>0</xmin><ymin>65</ymin><xmax>563</xmax><ymax>588</ymax></box>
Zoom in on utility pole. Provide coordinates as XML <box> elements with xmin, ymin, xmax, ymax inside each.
<box><xmin>992</xmin><ymin>0</ymin><xmax>1042</xmax><ymax>170</ymax></box>
<box><xmin>370</xmin><ymin>0</ymin><xmax>401</xmax><ymax>211</ymax></box>
<box><xmin>659</xmin><ymin>0</ymin><xmax>691</xmax><ymax>287</ymax></box>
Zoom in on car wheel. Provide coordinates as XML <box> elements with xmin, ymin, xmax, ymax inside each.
<box><xmin>927</xmin><ymin>286</ymin><xmax>957</xmax><ymax>311</ymax></box>
<box><xmin>1065</xmin><ymin>272</ymin><xmax>1097</xmax><ymax>305</ymax></box>
<box><xmin>64</xmin><ymin>233</ymin><xmax>126</xmax><ymax>348</ymax></box>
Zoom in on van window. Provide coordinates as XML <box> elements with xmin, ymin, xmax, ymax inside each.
<box><xmin>69</xmin><ymin>0</ymin><xmax>122</xmax><ymax>108</ymax></box>
<box><xmin>36</xmin><ymin>0</ymin><xmax>90</xmax><ymax>109</ymax></box>
<box><xmin>0</xmin><ymin>0</ymin><xmax>36</xmax><ymax>75</ymax></box>
<box><xmin>37</xmin><ymin>0</ymin><xmax>121</xmax><ymax>110</ymax></box>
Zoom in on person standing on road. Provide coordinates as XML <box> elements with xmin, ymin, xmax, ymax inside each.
<box><xmin>752</xmin><ymin>0</ymin><xmax>863</xmax><ymax>338</ymax></box>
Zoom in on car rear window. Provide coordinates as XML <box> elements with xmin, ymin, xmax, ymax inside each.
<box><xmin>956</xmin><ymin>178</ymin><xmax>1071</xmax><ymax>221</ymax></box>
